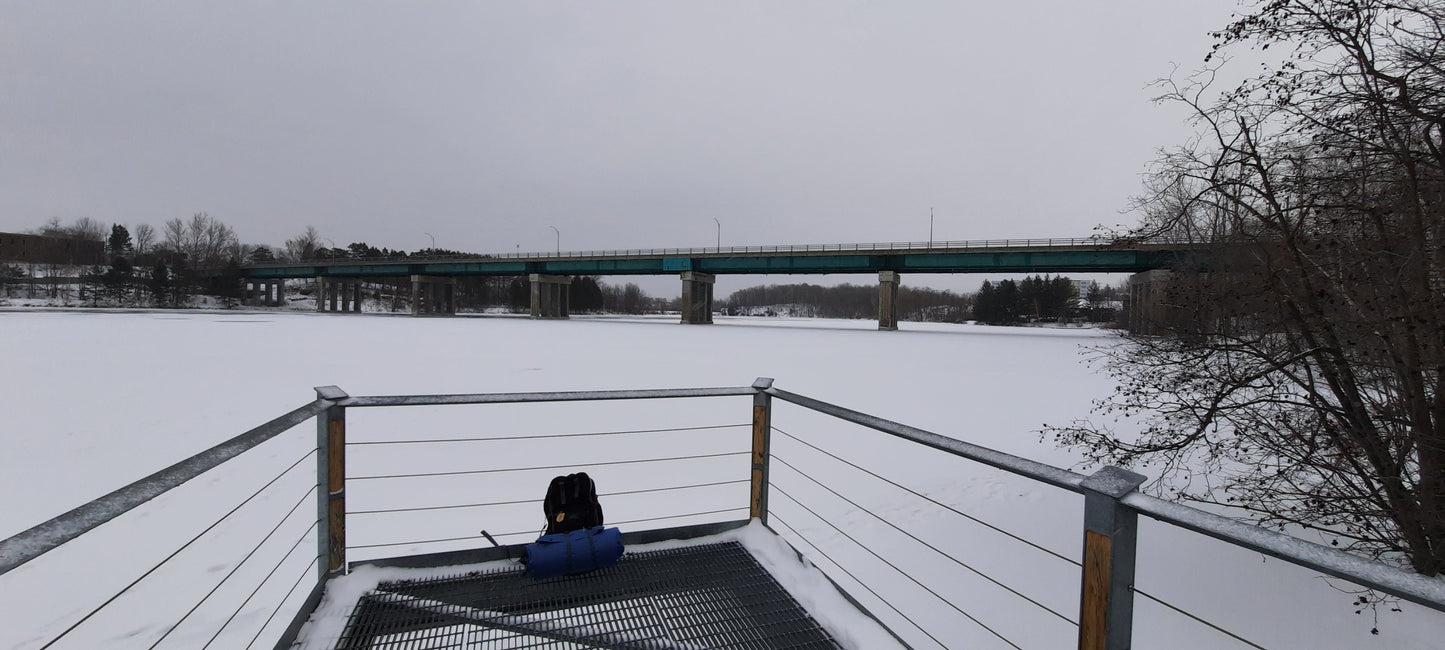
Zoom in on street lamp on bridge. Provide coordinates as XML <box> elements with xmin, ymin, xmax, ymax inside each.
<box><xmin>713</xmin><ymin>218</ymin><xmax>720</xmax><ymax>249</ymax></box>
<box><xmin>548</xmin><ymin>226</ymin><xmax>559</xmax><ymax>254</ymax></box>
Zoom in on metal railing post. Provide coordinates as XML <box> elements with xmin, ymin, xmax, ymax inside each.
<box><xmin>1078</xmin><ymin>466</ymin><xmax>1147</xmax><ymax>650</ymax></box>
<box><xmin>315</xmin><ymin>385</ymin><xmax>349</xmax><ymax>579</ymax></box>
<box><xmin>750</xmin><ymin>377</ymin><xmax>774</xmax><ymax>525</ymax></box>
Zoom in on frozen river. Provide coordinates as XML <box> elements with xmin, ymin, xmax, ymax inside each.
<box><xmin>2</xmin><ymin>310</ymin><xmax>1441</xmax><ymax>649</ymax></box>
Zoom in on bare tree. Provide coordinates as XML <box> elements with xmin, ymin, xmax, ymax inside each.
<box><xmin>284</xmin><ymin>226</ymin><xmax>322</xmax><ymax>262</ymax></box>
<box><xmin>133</xmin><ymin>223</ymin><xmax>155</xmax><ymax>256</ymax></box>
<box><xmin>1051</xmin><ymin>0</ymin><xmax>1445</xmax><ymax>575</ymax></box>
<box><xmin>161</xmin><ymin>218</ymin><xmax>186</xmax><ymax>255</ymax></box>
<box><xmin>70</xmin><ymin>217</ymin><xmax>105</xmax><ymax>243</ymax></box>
<box><xmin>36</xmin><ymin>217</ymin><xmax>105</xmax><ymax>243</ymax></box>
<box><xmin>157</xmin><ymin>213</ymin><xmax>238</xmax><ymax>267</ymax></box>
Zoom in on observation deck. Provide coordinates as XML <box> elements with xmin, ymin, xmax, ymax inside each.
<box><xmin>332</xmin><ymin>539</ymin><xmax>841</xmax><ymax>650</ymax></box>
<box><xmin>7</xmin><ymin>379</ymin><xmax>1445</xmax><ymax>650</ymax></box>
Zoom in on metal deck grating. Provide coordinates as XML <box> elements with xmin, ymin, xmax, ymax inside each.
<box><xmin>335</xmin><ymin>541</ymin><xmax>843</xmax><ymax>649</ymax></box>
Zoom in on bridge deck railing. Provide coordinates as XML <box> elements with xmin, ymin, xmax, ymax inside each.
<box><xmin>241</xmin><ymin>235</ymin><xmax>1201</xmax><ymax>268</ymax></box>
<box><xmin>4</xmin><ymin>378</ymin><xmax>1438</xmax><ymax>649</ymax></box>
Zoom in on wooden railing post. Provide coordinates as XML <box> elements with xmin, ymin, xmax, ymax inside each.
<box><xmin>750</xmin><ymin>377</ymin><xmax>774</xmax><ymax>525</ymax></box>
<box><xmin>1078</xmin><ymin>466</ymin><xmax>1147</xmax><ymax>650</ymax></box>
<box><xmin>315</xmin><ymin>385</ymin><xmax>349</xmax><ymax>579</ymax></box>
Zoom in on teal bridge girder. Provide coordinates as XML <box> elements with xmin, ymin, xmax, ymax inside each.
<box><xmin>240</xmin><ymin>238</ymin><xmax>1204</xmax><ymax>280</ymax></box>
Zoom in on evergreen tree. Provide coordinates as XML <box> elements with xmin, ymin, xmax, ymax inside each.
<box><xmin>207</xmin><ymin>261</ymin><xmax>244</xmax><ymax>307</ymax></box>
<box><xmin>246</xmin><ymin>245</ymin><xmax>277</xmax><ymax>263</ymax></box>
<box><xmin>107</xmin><ymin>224</ymin><xmax>133</xmax><ymax>258</ymax></box>
<box><xmin>506</xmin><ymin>277</ymin><xmax>529</xmax><ymax>311</ymax></box>
<box><xmin>149</xmin><ymin>263</ymin><xmax>170</xmax><ymax>307</ymax></box>
<box><xmin>104</xmin><ymin>256</ymin><xmax>135</xmax><ymax>304</ymax></box>
<box><xmin>0</xmin><ymin>264</ymin><xmax>25</xmax><ymax>299</ymax></box>
<box><xmin>995</xmin><ymin>279</ymin><xmax>1021</xmax><ymax>324</ymax></box>
<box><xmin>168</xmin><ymin>257</ymin><xmax>194</xmax><ymax>307</ymax></box>
<box><xmin>80</xmin><ymin>265</ymin><xmax>106</xmax><ymax>306</ymax></box>
<box><xmin>571</xmin><ymin>276</ymin><xmax>605</xmax><ymax>312</ymax></box>
<box><xmin>973</xmin><ymin>280</ymin><xmax>997</xmax><ymax>323</ymax></box>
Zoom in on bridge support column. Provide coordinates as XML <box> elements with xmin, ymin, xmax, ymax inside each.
<box><xmin>410</xmin><ymin>275</ymin><xmax>456</xmax><ymax>316</ymax></box>
<box><xmin>1128</xmin><ymin>269</ymin><xmax>1171</xmax><ymax>335</ymax></box>
<box><xmin>529</xmin><ymin>274</ymin><xmax>572</xmax><ymax>319</ymax></box>
<box><xmin>317</xmin><ymin>278</ymin><xmax>360</xmax><ymax>313</ymax></box>
<box><xmin>680</xmin><ymin>271</ymin><xmax>715</xmax><ymax>324</ymax></box>
<box><xmin>878</xmin><ymin>271</ymin><xmax>899</xmax><ymax>331</ymax></box>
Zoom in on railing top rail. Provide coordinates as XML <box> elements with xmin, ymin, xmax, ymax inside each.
<box><xmin>1123</xmin><ymin>492</ymin><xmax>1445</xmax><ymax>613</ymax></box>
<box><xmin>763</xmin><ymin>386</ymin><xmax>1089</xmax><ymax>494</ymax></box>
<box><xmin>343</xmin><ymin>386</ymin><xmax>757</xmax><ymax>408</ymax></box>
<box><xmin>0</xmin><ymin>399</ymin><xmax>334</xmax><ymax>577</ymax></box>
<box><xmin>764</xmin><ymin>383</ymin><xmax>1445</xmax><ymax>615</ymax></box>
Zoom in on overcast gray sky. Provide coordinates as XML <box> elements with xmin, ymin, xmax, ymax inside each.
<box><xmin>2</xmin><ymin>1</ymin><xmax>1246</xmax><ymax>294</ymax></box>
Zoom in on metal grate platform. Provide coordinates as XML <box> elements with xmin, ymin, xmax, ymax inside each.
<box><xmin>335</xmin><ymin>541</ymin><xmax>843</xmax><ymax>649</ymax></box>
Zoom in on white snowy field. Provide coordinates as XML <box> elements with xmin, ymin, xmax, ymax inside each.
<box><xmin>1</xmin><ymin>309</ymin><xmax>1443</xmax><ymax>649</ymax></box>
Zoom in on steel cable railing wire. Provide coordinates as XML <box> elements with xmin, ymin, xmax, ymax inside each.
<box><xmin>39</xmin><ymin>448</ymin><xmax>318</xmax><ymax>650</ymax></box>
<box><xmin>772</xmin><ymin>455</ymin><xmax>1077</xmax><ymax>626</ymax></box>
<box><xmin>346</xmin><ymin>507</ymin><xmax>748</xmax><ymax>552</ymax></box>
<box><xmin>149</xmin><ymin>483</ymin><xmax>320</xmax><ymax>649</ymax></box>
<box><xmin>345</xmin><ymin>422</ymin><xmax>750</xmax><ymax>446</ymax></box>
<box><xmin>348</xmin><ymin>479</ymin><xmax>749</xmax><ymax>515</ymax></box>
<box><xmin>245</xmin><ymin>555</ymin><xmax>320</xmax><ymax>650</ymax></box>
<box><xmin>774</xmin><ymin>426</ymin><xmax>1079</xmax><ymax>568</ymax></box>
<box><xmin>768</xmin><ymin>513</ymin><xmax>948</xmax><ymax>650</ymax></box>
<box><xmin>347</xmin><ymin>450</ymin><xmax>747</xmax><ymax>482</ymax></box>
<box><xmin>1132</xmin><ymin>586</ymin><xmax>1268</xmax><ymax>649</ymax></box>
<box><xmin>770</xmin><ymin>485</ymin><xmax>1024</xmax><ymax>650</ymax></box>
<box><xmin>203</xmin><ymin>519</ymin><xmax>320</xmax><ymax>650</ymax></box>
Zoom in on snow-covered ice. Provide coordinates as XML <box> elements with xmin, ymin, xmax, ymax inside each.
<box><xmin>2</xmin><ymin>309</ymin><xmax>1443</xmax><ymax>649</ymax></box>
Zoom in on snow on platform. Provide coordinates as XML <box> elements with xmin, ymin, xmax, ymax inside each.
<box><xmin>296</xmin><ymin>523</ymin><xmax>903</xmax><ymax>650</ymax></box>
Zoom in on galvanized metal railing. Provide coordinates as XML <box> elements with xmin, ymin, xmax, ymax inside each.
<box><xmin>761</xmin><ymin>385</ymin><xmax>1445</xmax><ymax>649</ymax></box>
<box><xmin>322</xmin><ymin>384</ymin><xmax>759</xmax><ymax>567</ymax></box>
<box><xmin>4</xmin><ymin>379</ymin><xmax>1443</xmax><ymax>650</ymax></box>
<box><xmin>0</xmin><ymin>399</ymin><xmax>332</xmax><ymax>650</ymax></box>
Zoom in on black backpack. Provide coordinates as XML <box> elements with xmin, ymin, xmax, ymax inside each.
<box><xmin>543</xmin><ymin>472</ymin><xmax>604</xmax><ymax>535</ymax></box>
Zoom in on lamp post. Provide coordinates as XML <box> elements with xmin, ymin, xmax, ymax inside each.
<box><xmin>548</xmin><ymin>226</ymin><xmax>559</xmax><ymax>254</ymax></box>
<box><xmin>424</xmin><ymin>232</ymin><xmax>435</xmax><ymax>250</ymax></box>
<box><xmin>929</xmin><ymin>207</ymin><xmax>934</xmax><ymax>248</ymax></box>
<box><xmin>713</xmin><ymin>218</ymin><xmax>721</xmax><ymax>249</ymax></box>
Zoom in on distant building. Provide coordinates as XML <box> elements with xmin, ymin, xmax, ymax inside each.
<box><xmin>0</xmin><ymin>232</ymin><xmax>106</xmax><ymax>266</ymax></box>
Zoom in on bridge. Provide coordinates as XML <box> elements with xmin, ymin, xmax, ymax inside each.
<box><xmin>239</xmin><ymin>237</ymin><xmax>1200</xmax><ymax>329</ymax></box>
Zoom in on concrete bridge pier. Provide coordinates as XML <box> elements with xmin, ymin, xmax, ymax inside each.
<box><xmin>316</xmin><ymin>277</ymin><xmax>364</xmax><ymax>313</ymax></box>
<box><xmin>878</xmin><ymin>271</ymin><xmax>900</xmax><ymax>331</ymax></box>
<box><xmin>529</xmin><ymin>274</ymin><xmax>572</xmax><ymax>319</ymax></box>
<box><xmin>410</xmin><ymin>275</ymin><xmax>456</xmax><ymax>316</ymax></box>
<box><xmin>244</xmin><ymin>279</ymin><xmax>285</xmax><ymax>307</ymax></box>
<box><xmin>680</xmin><ymin>271</ymin><xmax>715</xmax><ymax>324</ymax></box>
<box><xmin>1128</xmin><ymin>269</ymin><xmax>1172</xmax><ymax>335</ymax></box>
<box><xmin>315</xmin><ymin>277</ymin><xmax>331</xmax><ymax>312</ymax></box>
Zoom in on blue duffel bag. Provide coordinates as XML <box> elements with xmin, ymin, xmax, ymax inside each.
<box><xmin>525</xmin><ymin>526</ymin><xmax>623</xmax><ymax>579</ymax></box>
